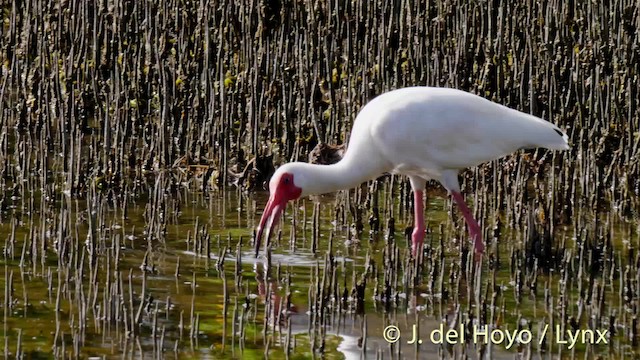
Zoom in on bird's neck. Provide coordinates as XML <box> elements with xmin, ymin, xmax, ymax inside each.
<box><xmin>297</xmin><ymin>158</ymin><xmax>387</xmax><ymax>196</ymax></box>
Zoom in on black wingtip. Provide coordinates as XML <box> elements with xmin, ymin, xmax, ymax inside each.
<box><xmin>553</xmin><ymin>128</ymin><xmax>564</xmax><ymax>137</ymax></box>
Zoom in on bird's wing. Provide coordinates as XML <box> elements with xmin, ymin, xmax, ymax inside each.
<box><xmin>364</xmin><ymin>87</ymin><xmax>567</xmax><ymax>173</ymax></box>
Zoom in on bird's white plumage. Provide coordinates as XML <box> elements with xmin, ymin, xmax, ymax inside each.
<box><xmin>279</xmin><ymin>86</ymin><xmax>569</xmax><ymax>197</ymax></box>
<box><xmin>343</xmin><ymin>87</ymin><xmax>569</xmax><ymax>188</ymax></box>
<box><xmin>257</xmin><ymin>86</ymin><xmax>570</xmax><ymax>258</ymax></box>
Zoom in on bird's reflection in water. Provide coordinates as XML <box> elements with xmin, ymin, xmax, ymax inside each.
<box><xmin>254</xmin><ymin>263</ymin><xmax>298</xmax><ymax>327</ymax></box>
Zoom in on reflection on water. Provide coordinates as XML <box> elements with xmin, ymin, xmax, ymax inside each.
<box><xmin>0</xmin><ymin>189</ymin><xmax>635</xmax><ymax>359</ymax></box>
<box><xmin>200</xmin><ymin>250</ymin><xmax>356</xmax><ymax>267</ymax></box>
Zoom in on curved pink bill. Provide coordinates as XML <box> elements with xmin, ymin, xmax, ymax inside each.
<box><xmin>254</xmin><ymin>196</ymin><xmax>285</xmax><ymax>257</ymax></box>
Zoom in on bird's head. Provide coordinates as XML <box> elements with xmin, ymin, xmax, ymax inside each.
<box><xmin>254</xmin><ymin>163</ymin><xmax>306</xmax><ymax>257</ymax></box>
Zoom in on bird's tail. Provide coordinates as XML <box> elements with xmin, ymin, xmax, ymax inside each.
<box><xmin>517</xmin><ymin>112</ymin><xmax>570</xmax><ymax>151</ymax></box>
<box><xmin>544</xmin><ymin>126</ymin><xmax>570</xmax><ymax>150</ymax></box>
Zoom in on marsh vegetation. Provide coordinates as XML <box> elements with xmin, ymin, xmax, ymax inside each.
<box><xmin>0</xmin><ymin>0</ymin><xmax>639</xmax><ymax>358</ymax></box>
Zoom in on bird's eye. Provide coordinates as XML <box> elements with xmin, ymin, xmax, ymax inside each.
<box><xmin>283</xmin><ymin>177</ymin><xmax>290</xmax><ymax>184</ymax></box>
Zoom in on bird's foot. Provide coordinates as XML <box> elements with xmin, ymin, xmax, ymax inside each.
<box><xmin>450</xmin><ymin>191</ymin><xmax>484</xmax><ymax>260</ymax></box>
<box><xmin>471</xmin><ymin>232</ymin><xmax>484</xmax><ymax>254</ymax></box>
<box><xmin>468</xmin><ymin>226</ymin><xmax>484</xmax><ymax>262</ymax></box>
<box><xmin>411</xmin><ymin>226</ymin><xmax>425</xmax><ymax>258</ymax></box>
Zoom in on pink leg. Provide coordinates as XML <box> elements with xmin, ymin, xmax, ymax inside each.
<box><xmin>451</xmin><ymin>192</ymin><xmax>485</xmax><ymax>255</ymax></box>
<box><xmin>412</xmin><ymin>190</ymin><xmax>425</xmax><ymax>257</ymax></box>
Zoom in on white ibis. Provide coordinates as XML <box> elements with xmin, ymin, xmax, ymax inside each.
<box><xmin>254</xmin><ymin>87</ymin><xmax>570</xmax><ymax>258</ymax></box>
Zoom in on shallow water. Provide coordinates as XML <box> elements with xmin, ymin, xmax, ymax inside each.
<box><xmin>0</xmin><ymin>188</ymin><xmax>636</xmax><ymax>359</ymax></box>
